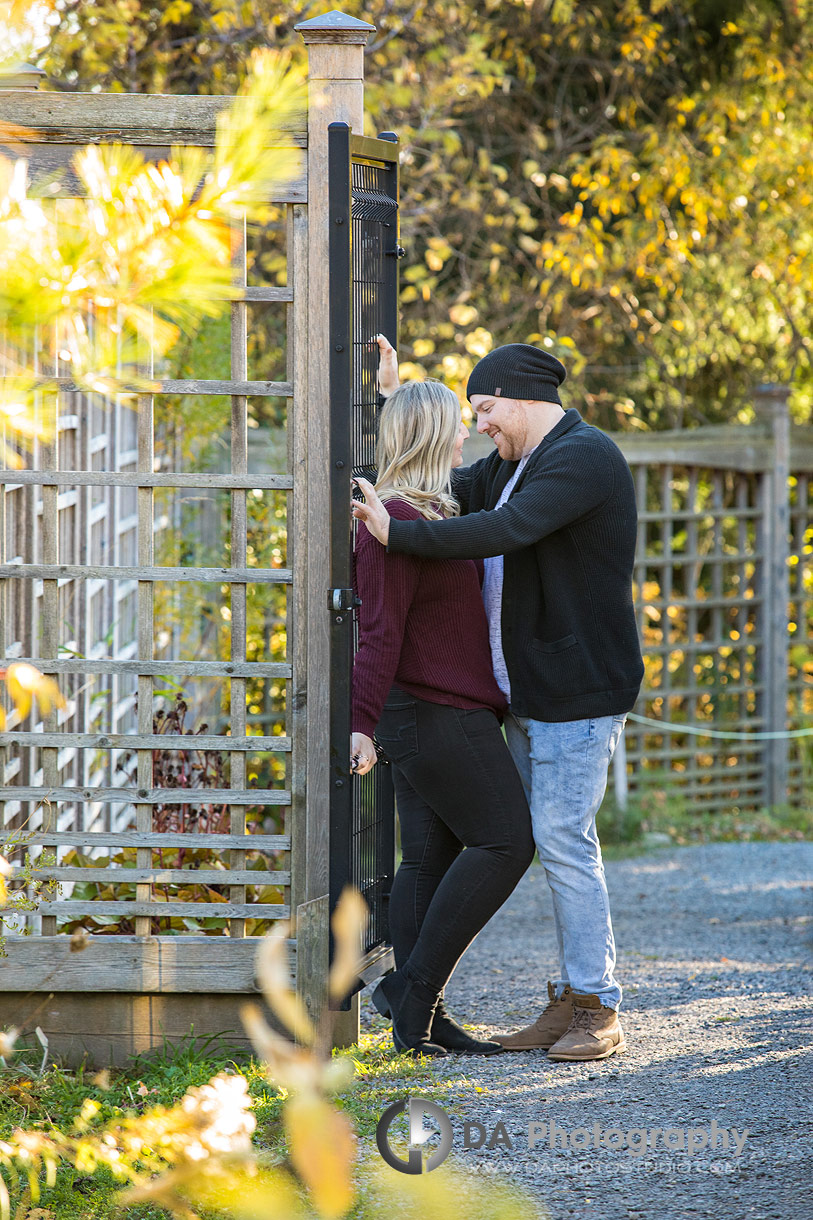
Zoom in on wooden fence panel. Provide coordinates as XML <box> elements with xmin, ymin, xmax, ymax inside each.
<box><xmin>0</xmin><ymin>91</ymin><xmax>309</xmax><ymax>985</ymax></box>
<box><xmin>620</xmin><ymin>459</ymin><xmax>765</xmax><ymax>812</ymax></box>
<box><xmin>616</xmin><ymin>410</ymin><xmax>812</xmax><ymax>815</ymax></box>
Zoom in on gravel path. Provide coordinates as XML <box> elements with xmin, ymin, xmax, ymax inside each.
<box><xmin>360</xmin><ymin>842</ymin><xmax>813</xmax><ymax>1219</ymax></box>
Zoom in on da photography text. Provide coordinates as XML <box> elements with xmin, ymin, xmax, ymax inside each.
<box><xmin>375</xmin><ymin>1098</ymin><xmax>750</xmax><ymax>1175</ymax></box>
<box><xmin>467</xmin><ymin>1117</ymin><xmax>750</xmax><ymax>1158</ymax></box>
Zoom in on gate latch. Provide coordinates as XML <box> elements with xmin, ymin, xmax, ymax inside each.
<box><xmin>329</xmin><ymin>588</ymin><xmax>361</xmax><ymax>612</ymax></box>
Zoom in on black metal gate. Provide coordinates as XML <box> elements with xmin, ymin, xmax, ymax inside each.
<box><xmin>328</xmin><ymin>123</ymin><xmax>401</xmax><ymax>996</ymax></box>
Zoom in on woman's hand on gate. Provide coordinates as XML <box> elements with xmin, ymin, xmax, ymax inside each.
<box><xmin>351</xmin><ymin>478</ymin><xmax>390</xmax><ymax>546</ymax></box>
<box><xmin>351</xmin><ymin>732</ymin><xmax>377</xmax><ymax>776</ymax></box>
<box><xmin>376</xmin><ymin>334</ymin><xmax>400</xmax><ymax>398</ymax></box>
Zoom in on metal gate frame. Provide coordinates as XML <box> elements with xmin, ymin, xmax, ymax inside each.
<box><xmin>327</xmin><ymin>122</ymin><xmax>400</xmax><ymax>1000</ymax></box>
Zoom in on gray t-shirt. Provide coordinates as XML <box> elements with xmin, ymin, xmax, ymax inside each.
<box><xmin>481</xmin><ymin>447</ymin><xmax>537</xmax><ymax>700</ymax></box>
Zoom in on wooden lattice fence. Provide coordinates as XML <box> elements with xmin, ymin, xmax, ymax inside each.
<box><xmin>0</xmin><ymin>11</ymin><xmax>376</xmax><ymax>1064</ymax></box>
<box><xmin>613</xmin><ymin>389</ymin><xmax>813</xmax><ymax>815</ymax></box>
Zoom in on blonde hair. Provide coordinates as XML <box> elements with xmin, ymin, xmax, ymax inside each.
<box><xmin>375</xmin><ymin>380</ymin><xmax>461</xmax><ymax>520</ymax></box>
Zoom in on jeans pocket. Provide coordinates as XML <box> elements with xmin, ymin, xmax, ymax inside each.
<box><xmin>375</xmin><ymin>701</ymin><xmax>419</xmax><ymax>764</ymax></box>
<box><xmin>608</xmin><ymin>714</ymin><xmax>627</xmax><ymax>758</ymax></box>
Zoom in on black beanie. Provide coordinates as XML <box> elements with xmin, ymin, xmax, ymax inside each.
<box><xmin>466</xmin><ymin>343</ymin><xmax>567</xmax><ymax>404</ymax></box>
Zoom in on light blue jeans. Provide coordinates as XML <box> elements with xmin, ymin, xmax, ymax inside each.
<box><xmin>504</xmin><ymin>712</ymin><xmax>626</xmax><ymax>1012</ymax></box>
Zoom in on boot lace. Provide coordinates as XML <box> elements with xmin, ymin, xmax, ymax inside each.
<box><xmin>572</xmin><ymin>1006</ymin><xmax>598</xmax><ymax>1032</ymax></box>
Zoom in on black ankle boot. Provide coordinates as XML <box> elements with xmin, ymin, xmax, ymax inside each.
<box><xmin>431</xmin><ymin>998</ymin><xmax>504</xmax><ymax>1055</ymax></box>
<box><xmin>372</xmin><ymin>971</ymin><xmax>447</xmax><ymax>1058</ymax></box>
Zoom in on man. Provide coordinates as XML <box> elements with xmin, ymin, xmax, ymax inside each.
<box><xmin>353</xmin><ymin>337</ymin><xmax>644</xmax><ymax>1062</ymax></box>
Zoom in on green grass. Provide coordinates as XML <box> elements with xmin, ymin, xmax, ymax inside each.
<box><xmin>0</xmin><ymin>1019</ymin><xmax>452</xmax><ymax>1219</ymax></box>
<box><xmin>597</xmin><ymin>786</ymin><xmax>811</xmax><ymax>856</ymax></box>
<box><xmin>1</xmin><ymin>1032</ymin><xmax>261</xmax><ymax>1219</ymax></box>
<box><xmin>333</xmin><ymin>1017</ymin><xmax>455</xmax><ymax>1142</ymax></box>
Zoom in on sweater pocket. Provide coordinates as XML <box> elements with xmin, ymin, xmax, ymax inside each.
<box><xmin>531</xmin><ymin>633</ymin><xmax>577</xmax><ymax>654</ymax></box>
<box><xmin>530</xmin><ymin>634</ymin><xmax>603</xmax><ymax>696</ymax></box>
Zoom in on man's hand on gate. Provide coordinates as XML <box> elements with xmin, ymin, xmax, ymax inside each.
<box><xmin>376</xmin><ymin>334</ymin><xmax>400</xmax><ymax>398</ymax></box>
<box><xmin>351</xmin><ymin>477</ymin><xmax>390</xmax><ymax>546</ymax></box>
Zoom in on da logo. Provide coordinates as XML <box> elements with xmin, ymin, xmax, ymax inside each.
<box><xmin>376</xmin><ymin>1097</ymin><xmax>453</xmax><ymax>1174</ymax></box>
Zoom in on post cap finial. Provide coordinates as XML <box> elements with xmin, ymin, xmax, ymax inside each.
<box><xmin>753</xmin><ymin>383</ymin><xmax>791</xmax><ymax>426</ymax></box>
<box><xmin>0</xmin><ymin>63</ymin><xmax>46</xmax><ymax>90</ymax></box>
<box><xmin>295</xmin><ymin>9</ymin><xmax>376</xmax><ymax>44</ymax></box>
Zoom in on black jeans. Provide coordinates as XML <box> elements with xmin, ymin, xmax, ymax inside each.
<box><xmin>375</xmin><ymin>686</ymin><xmax>535</xmax><ymax>995</ymax></box>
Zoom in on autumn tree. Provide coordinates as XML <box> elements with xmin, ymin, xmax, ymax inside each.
<box><xmin>30</xmin><ymin>1</ymin><xmax>813</xmax><ymax>426</ymax></box>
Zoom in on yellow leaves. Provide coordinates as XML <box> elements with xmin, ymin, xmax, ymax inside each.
<box><xmin>284</xmin><ymin>1095</ymin><xmax>355</xmax><ymax>1220</ymax></box>
<box><xmin>1</xmin><ymin>663</ymin><xmax>65</xmax><ymax>727</ymax></box>
<box><xmin>675</xmin><ymin>97</ymin><xmax>697</xmax><ymax>113</ymax></box>
<box><xmin>439</xmin><ymin>352</ymin><xmax>472</xmax><ymax>389</ymax></box>
<box><xmin>180</xmin><ymin>1074</ymin><xmax>256</xmax><ymax>1158</ymax></box>
<box><xmin>328</xmin><ymin>887</ymin><xmax>368</xmax><ymax>1003</ymax></box>
<box><xmin>243</xmin><ymin>886</ymin><xmax>367</xmax><ymax>1096</ymax></box>
<box><xmin>0</xmin><ymin>0</ymin><xmax>57</xmax><ymax>73</ymax></box>
<box><xmin>365</xmin><ymin>1161</ymin><xmax>532</xmax><ymax>1220</ymax></box>
<box><xmin>0</xmin><ymin>855</ymin><xmax>10</xmax><ymax>905</ymax></box>
<box><xmin>464</xmin><ymin>327</ymin><xmax>493</xmax><ymax>358</ymax></box>
<box><xmin>1</xmin><ymin>48</ymin><xmax>305</xmax><ymax>451</ymax></box>
<box><xmin>213</xmin><ymin>48</ymin><xmax>305</xmax><ymax>212</ymax></box>
<box><xmin>403</xmin><ymin>264</ymin><xmax>426</xmax><ymax>285</ymax></box>
<box><xmin>160</xmin><ymin>0</ymin><xmax>193</xmax><ymax>24</ymax></box>
<box><xmin>174</xmin><ymin>1165</ymin><xmax>309</xmax><ymax>1220</ymax></box>
<box><xmin>234</xmin><ymin>889</ymin><xmax>367</xmax><ymax>1216</ymax></box>
<box><xmin>397</xmin><ymin>360</ymin><xmax>426</xmax><ymax>380</ymax></box>
<box><xmin>254</xmin><ymin>922</ymin><xmax>314</xmax><ymax>1046</ymax></box>
<box><xmin>449</xmin><ymin>303</ymin><xmax>478</xmax><ymax>326</ymax></box>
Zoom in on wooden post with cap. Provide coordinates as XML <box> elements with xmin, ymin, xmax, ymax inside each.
<box><xmin>754</xmin><ymin>383</ymin><xmax>791</xmax><ymax>809</ymax></box>
<box><xmin>294</xmin><ymin>9</ymin><xmax>375</xmax><ymax>1049</ymax></box>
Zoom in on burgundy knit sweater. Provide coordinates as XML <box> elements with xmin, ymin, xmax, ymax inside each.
<box><xmin>352</xmin><ymin>499</ymin><xmax>508</xmax><ymax>738</ymax></box>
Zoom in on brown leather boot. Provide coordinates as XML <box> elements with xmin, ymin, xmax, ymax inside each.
<box><xmin>546</xmin><ymin>992</ymin><xmax>626</xmax><ymax>1061</ymax></box>
<box><xmin>492</xmin><ymin>982</ymin><xmax>574</xmax><ymax>1051</ymax></box>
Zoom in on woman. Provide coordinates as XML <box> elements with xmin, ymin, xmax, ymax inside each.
<box><xmin>350</xmin><ymin>378</ymin><xmax>535</xmax><ymax>1058</ymax></box>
